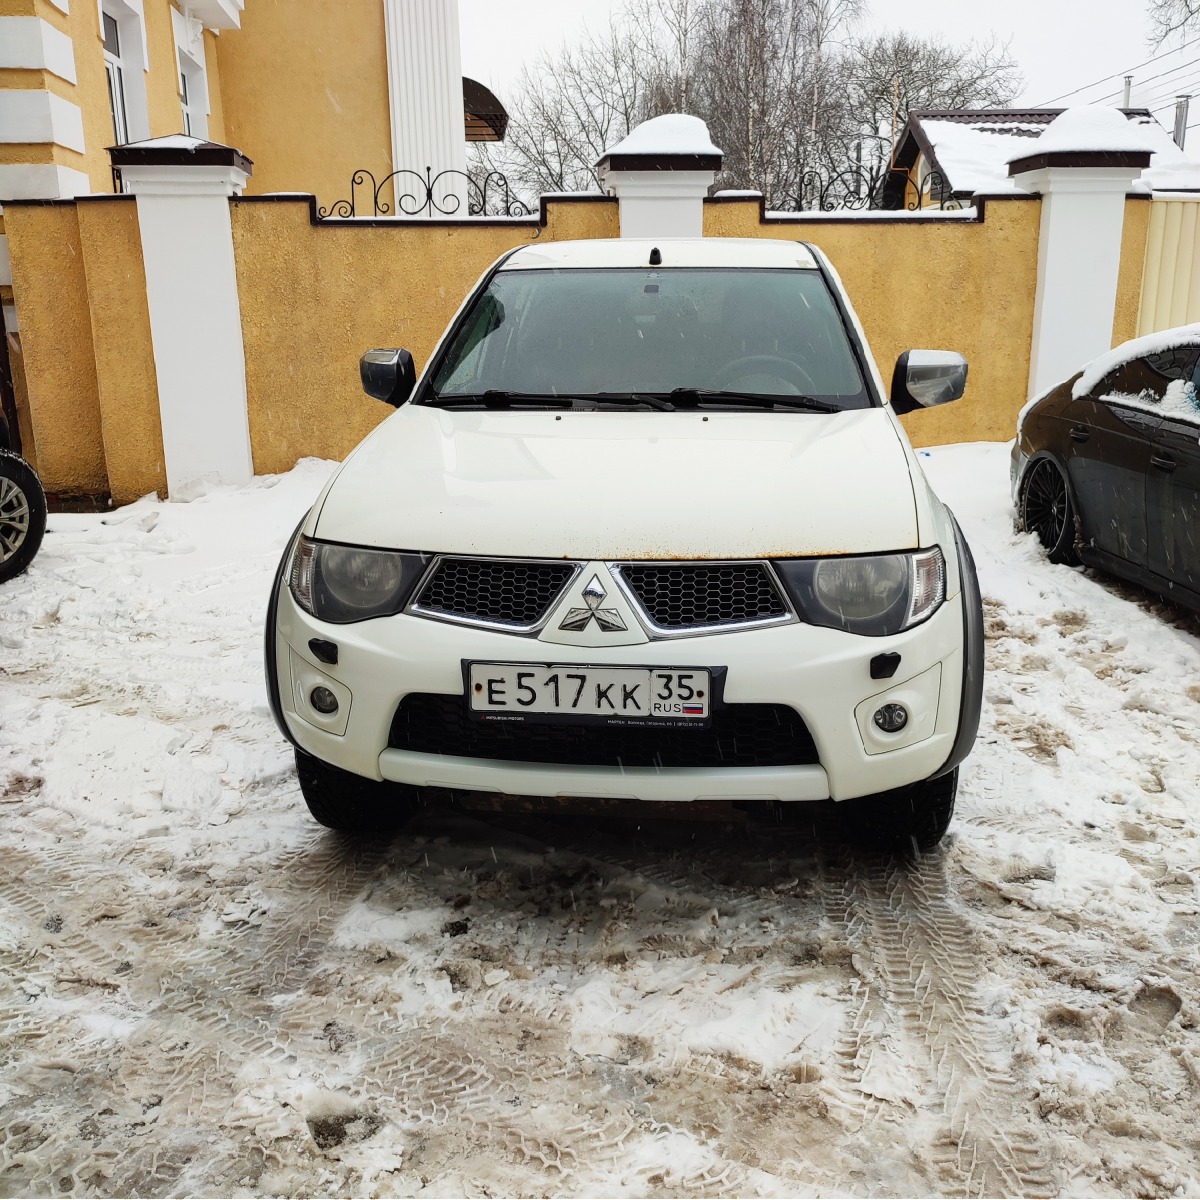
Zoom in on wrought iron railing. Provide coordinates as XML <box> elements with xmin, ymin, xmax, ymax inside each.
<box><xmin>319</xmin><ymin>167</ymin><xmax>533</xmax><ymax>219</ymax></box>
<box><xmin>771</xmin><ymin>165</ymin><xmax>963</xmax><ymax>213</ymax></box>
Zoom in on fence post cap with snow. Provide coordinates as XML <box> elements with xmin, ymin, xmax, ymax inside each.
<box><xmin>1008</xmin><ymin>107</ymin><xmax>1151</xmax><ymax>399</ymax></box>
<box><xmin>596</xmin><ymin>114</ymin><xmax>722</xmax><ymax>239</ymax></box>
<box><xmin>110</xmin><ymin>135</ymin><xmax>253</xmax><ymax>197</ymax></box>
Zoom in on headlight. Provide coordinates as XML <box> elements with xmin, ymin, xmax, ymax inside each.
<box><xmin>774</xmin><ymin>548</ymin><xmax>945</xmax><ymax>636</ymax></box>
<box><xmin>289</xmin><ymin>536</ymin><xmax>429</xmax><ymax>623</ymax></box>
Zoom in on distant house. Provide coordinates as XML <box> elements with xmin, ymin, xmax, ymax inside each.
<box><xmin>884</xmin><ymin>107</ymin><xmax>1200</xmax><ymax>209</ymax></box>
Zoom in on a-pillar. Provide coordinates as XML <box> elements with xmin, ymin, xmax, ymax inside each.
<box><xmin>110</xmin><ymin>137</ymin><xmax>253</xmax><ymax>499</ymax></box>
<box><xmin>596</xmin><ymin>114</ymin><xmax>722</xmax><ymax>239</ymax></box>
<box><xmin>383</xmin><ymin>0</ymin><xmax>468</xmax><ymax>217</ymax></box>
<box><xmin>1009</xmin><ymin>127</ymin><xmax>1149</xmax><ymax>397</ymax></box>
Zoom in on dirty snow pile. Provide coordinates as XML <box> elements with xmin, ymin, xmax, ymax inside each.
<box><xmin>0</xmin><ymin>444</ymin><xmax>1198</xmax><ymax>1197</ymax></box>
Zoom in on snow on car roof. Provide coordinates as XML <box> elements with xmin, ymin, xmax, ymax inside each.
<box><xmin>1072</xmin><ymin>323</ymin><xmax>1200</xmax><ymax>398</ymax></box>
<box><xmin>502</xmin><ymin>238</ymin><xmax>819</xmax><ymax>271</ymax></box>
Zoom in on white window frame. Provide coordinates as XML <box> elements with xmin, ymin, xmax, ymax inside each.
<box><xmin>99</xmin><ymin>0</ymin><xmax>150</xmax><ymax>143</ymax></box>
<box><xmin>171</xmin><ymin>7</ymin><xmax>210</xmax><ymax>140</ymax></box>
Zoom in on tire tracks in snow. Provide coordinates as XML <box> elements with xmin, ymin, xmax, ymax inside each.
<box><xmin>817</xmin><ymin>846</ymin><xmax>1055</xmax><ymax>1197</ymax></box>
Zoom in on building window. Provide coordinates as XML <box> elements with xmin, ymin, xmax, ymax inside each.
<box><xmin>172</xmin><ymin>9</ymin><xmax>210</xmax><ymax>140</ymax></box>
<box><xmin>100</xmin><ymin>1</ymin><xmax>150</xmax><ymax>147</ymax></box>
<box><xmin>180</xmin><ymin>68</ymin><xmax>193</xmax><ymax>135</ymax></box>
<box><xmin>103</xmin><ymin>13</ymin><xmax>129</xmax><ymax>145</ymax></box>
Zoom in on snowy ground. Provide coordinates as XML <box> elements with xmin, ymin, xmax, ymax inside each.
<box><xmin>1</xmin><ymin>442</ymin><xmax>1198</xmax><ymax>1198</ymax></box>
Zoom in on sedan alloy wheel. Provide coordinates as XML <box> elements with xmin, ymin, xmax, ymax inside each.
<box><xmin>1021</xmin><ymin>458</ymin><xmax>1080</xmax><ymax>565</ymax></box>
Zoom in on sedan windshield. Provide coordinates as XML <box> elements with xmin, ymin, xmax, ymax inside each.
<box><xmin>426</xmin><ymin>267</ymin><xmax>871</xmax><ymax>410</ymax></box>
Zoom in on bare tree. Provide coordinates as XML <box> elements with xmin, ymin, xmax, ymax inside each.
<box><xmin>1149</xmin><ymin>0</ymin><xmax>1200</xmax><ymax>41</ymax></box>
<box><xmin>480</xmin><ymin>0</ymin><xmax>1021</xmax><ymax>207</ymax></box>
<box><xmin>487</xmin><ymin>17</ymin><xmax>659</xmax><ymax>195</ymax></box>
<box><xmin>842</xmin><ymin>32</ymin><xmax>1022</xmax><ymax>143</ymax></box>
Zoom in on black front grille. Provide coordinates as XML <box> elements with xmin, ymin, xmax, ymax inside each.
<box><xmin>415</xmin><ymin>558</ymin><xmax>575</xmax><ymax>626</ymax></box>
<box><xmin>620</xmin><ymin>563</ymin><xmax>787</xmax><ymax>629</ymax></box>
<box><xmin>388</xmin><ymin>693</ymin><xmax>818</xmax><ymax>768</ymax></box>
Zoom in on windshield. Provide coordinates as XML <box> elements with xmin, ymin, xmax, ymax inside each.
<box><xmin>425</xmin><ymin>267</ymin><xmax>870</xmax><ymax>409</ymax></box>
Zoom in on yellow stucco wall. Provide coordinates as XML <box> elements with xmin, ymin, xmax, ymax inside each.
<box><xmin>231</xmin><ymin>199</ymin><xmax>620</xmax><ymax>474</ymax></box>
<box><xmin>704</xmin><ymin>198</ymin><xmax>1042</xmax><ymax>446</ymax></box>
<box><xmin>1113</xmin><ymin>196</ymin><xmax>1151</xmax><ymax>346</ymax></box>
<box><xmin>212</xmin><ymin>0</ymin><xmax>392</xmax><ymax>204</ymax></box>
<box><xmin>74</xmin><ymin>198</ymin><xmax>164</xmax><ymax>504</ymax></box>
<box><xmin>4</xmin><ymin>202</ymin><xmax>108</xmax><ymax>494</ymax></box>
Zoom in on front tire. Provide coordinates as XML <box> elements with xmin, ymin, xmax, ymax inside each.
<box><xmin>0</xmin><ymin>450</ymin><xmax>47</xmax><ymax>584</ymax></box>
<box><xmin>294</xmin><ymin>748</ymin><xmax>420</xmax><ymax>834</ymax></box>
<box><xmin>843</xmin><ymin>767</ymin><xmax>958</xmax><ymax>853</ymax></box>
<box><xmin>1020</xmin><ymin>458</ymin><xmax>1080</xmax><ymax>565</ymax></box>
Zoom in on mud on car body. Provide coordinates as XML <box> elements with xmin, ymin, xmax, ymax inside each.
<box><xmin>266</xmin><ymin>238</ymin><xmax>984</xmax><ymax>850</ymax></box>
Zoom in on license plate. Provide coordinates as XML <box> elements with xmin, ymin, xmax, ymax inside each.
<box><xmin>468</xmin><ymin>663</ymin><xmax>711</xmax><ymax>725</ymax></box>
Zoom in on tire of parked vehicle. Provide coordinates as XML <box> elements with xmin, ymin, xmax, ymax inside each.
<box><xmin>1020</xmin><ymin>457</ymin><xmax>1080</xmax><ymax>566</ymax></box>
<box><xmin>0</xmin><ymin>449</ymin><xmax>48</xmax><ymax>585</ymax></box>
<box><xmin>294</xmin><ymin>748</ymin><xmax>422</xmax><ymax>835</ymax></box>
<box><xmin>842</xmin><ymin>767</ymin><xmax>959</xmax><ymax>853</ymax></box>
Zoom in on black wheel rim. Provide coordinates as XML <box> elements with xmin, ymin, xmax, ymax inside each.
<box><xmin>0</xmin><ymin>475</ymin><xmax>30</xmax><ymax>564</ymax></box>
<box><xmin>1023</xmin><ymin>460</ymin><xmax>1068</xmax><ymax>551</ymax></box>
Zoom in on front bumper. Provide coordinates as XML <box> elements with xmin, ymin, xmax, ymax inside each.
<box><xmin>271</xmin><ymin>581</ymin><xmax>969</xmax><ymax>804</ymax></box>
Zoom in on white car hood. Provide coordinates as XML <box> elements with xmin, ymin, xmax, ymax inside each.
<box><xmin>314</xmin><ymin>406</ymin><xmax>919</xmax><ymax>560</ymax></box>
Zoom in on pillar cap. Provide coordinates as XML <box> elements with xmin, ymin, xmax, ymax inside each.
<box><xmin>109</xmin><ymin>135</ymin><xmax>253</xmax><ymax>177</ymax></box>
<box><xmin>1008</xmin><ymin>149</ymin><xmax>1150</xmax><ymax>175</ymax></box>
<box><xmin>1007</xmin><ymin>106</ymin><xmax>1151</xmax><ymax>177</ymax></box>
<box><xmin>596</xmin><ymin>114</ymin><xmax>722</xmax><ymax>173</ymax></box>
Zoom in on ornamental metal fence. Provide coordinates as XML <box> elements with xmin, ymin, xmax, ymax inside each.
<box><xmin>318</xmin><ymin>166</ymin><xmax>533</xmax><ymax>219</ymax></box>
<box><xmin>768</xmin><ymin>164</ymin><xmax>963</xmax><ymax>214</ymax></box>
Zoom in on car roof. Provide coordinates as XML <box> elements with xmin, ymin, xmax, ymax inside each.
<box><xmin>501</xmin><ymin>238</ymin><xmax>820</xmax><ymax>271</ymax></box>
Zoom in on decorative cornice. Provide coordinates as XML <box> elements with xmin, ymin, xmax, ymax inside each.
<box><xmin>1008</xmin><ymin>150</ymin><xmax>1151</xmax><ymax>177</ymax></box>
<box><xmin>597</xmin><ymin>151</ymin><xmax>723</xmax><ymax>173</ymax></box>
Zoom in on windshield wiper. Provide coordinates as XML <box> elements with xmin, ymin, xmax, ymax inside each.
<box><xmin>585</xmin><ymin>392</ymin><xmax>676</xmax><ymax>411</ymax></box>
<box><xmin>429</xmin><ymin>390</ymin><xmax>677</xmax><ymax>411</ymax></box>
<box><xmin>668</xmin><ymin>388</ymin><xmax>839</xmax><ymax>413</ymax></box>
<box><xmin>429</xmin><ymin>390</ymin><xmax>577</xmax><ymax>409</ymax></box>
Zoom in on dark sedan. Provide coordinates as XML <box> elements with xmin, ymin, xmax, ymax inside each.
<box><xmin>1011</xmin><ymin>329</ymin><xmax>1200</xmax><ymax>612</ymax></box>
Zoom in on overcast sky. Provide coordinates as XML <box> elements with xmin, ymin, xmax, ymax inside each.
<box><xmin>459</xmin><ymin>0</ymin><xmax>1199</xmax><ymax>137</ymax></box>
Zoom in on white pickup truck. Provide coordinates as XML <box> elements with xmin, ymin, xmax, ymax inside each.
<box><xmin>265</xmin><ymin>237</ymin><xmax>984</xmax><ymax>851</ymax></box>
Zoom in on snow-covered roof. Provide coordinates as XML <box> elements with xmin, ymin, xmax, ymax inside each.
<box><xmin>599</xmin><ymin>114</ymin><xmax>722</xmax><ymax>162</ymax></box>
<box><xmin>908</xmin><ymin>106</ymin><xmax>1200</xmax><ymax>196</ymax></box>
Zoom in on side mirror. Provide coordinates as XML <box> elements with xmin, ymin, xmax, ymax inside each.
<box><xmin>890</xmin><ymin>350</ymin><xmax>968</xmax><ymax>415</ymax></box>
<box><xmin>360</xmin><ymin>348</ymin><xmax>416</xmax><ymax>407</ymax></box>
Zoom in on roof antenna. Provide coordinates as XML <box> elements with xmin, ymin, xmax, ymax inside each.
<box><xmin>649</xmin><ymin>246</ymin><xmax>662</xmax><ymax>265</ymax></box>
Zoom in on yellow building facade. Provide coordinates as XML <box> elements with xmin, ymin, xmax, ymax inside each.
<box><xmin>0</xmin><ymin>0</ymin><xmax>511</xmax><ymax>477</ymax></box>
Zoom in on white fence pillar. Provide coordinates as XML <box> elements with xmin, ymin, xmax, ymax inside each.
<box><xmin>596</xmin><ymin>114</ymin><xmax>722</xmax><ymax>239</ymax></box>
<box><xmin>1009</xmin><ymin>112</ymin><xmax>1149</xmax><ymax>397</ymax></box>
<box><xmin>111</xmin><ymin>137</ymin><xmax>253</xmax><ymax>499</ymax></box>
<box><xmin>383</xmin><ymin>0</ymin><xmax>467</xmax><ymax>217</ymax></box>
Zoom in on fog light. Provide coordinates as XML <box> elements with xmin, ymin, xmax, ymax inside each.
<box><xmin>873</xmin><ymin>703</ymin><xmax>908</xmax><ymax>733</ymax></box>
<box><xmin>310</xmin><ymin>686</ymin><xmax>339</xmax><ymax>715</ymax></box>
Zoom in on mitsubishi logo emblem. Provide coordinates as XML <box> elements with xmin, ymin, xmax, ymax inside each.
<box><xmin>558</xmin><ymin>573</ymin><xmax>627</xmax><ymax>632</ymax></box>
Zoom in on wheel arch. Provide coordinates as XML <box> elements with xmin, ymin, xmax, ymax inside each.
<box><xmin>264</xmin><ymin>512</ymin><xmax>309</xmax><ymax>748</ymax></box>
<box><xmin>931</xmin><ymin>511</ymin><xmax>984</xmax><ymax>780</ymax></box>
<box><xmin>1017</xmin><ymin>448</ymin><xmax>1085</xmax><ymax>539</ymax></box>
